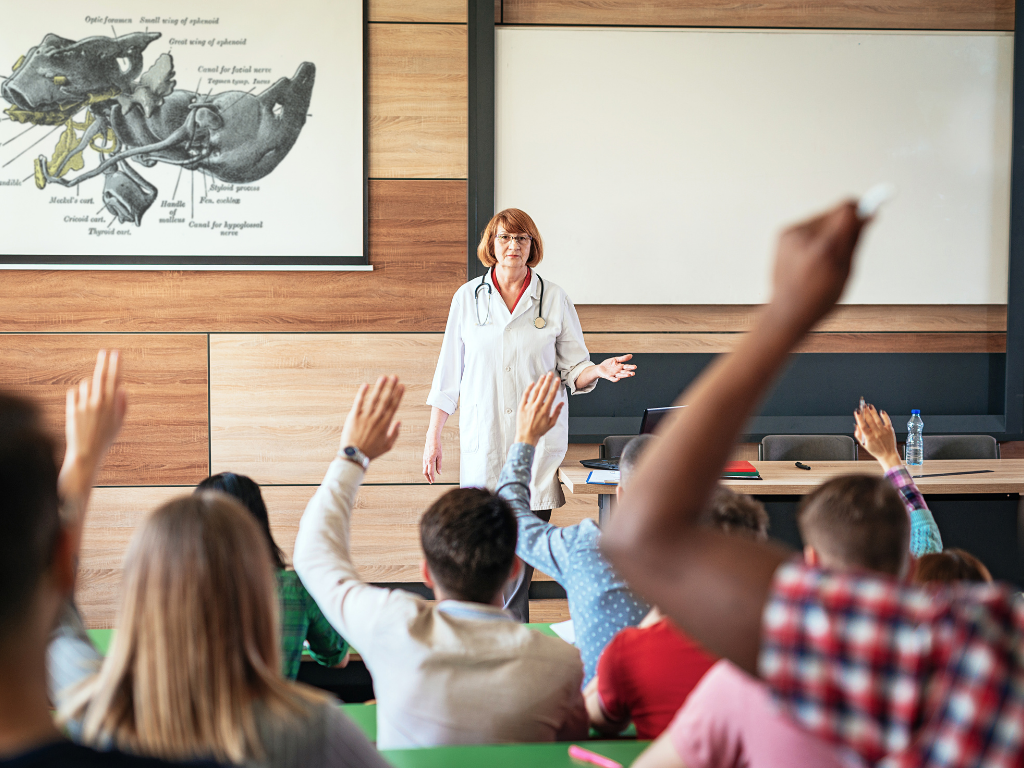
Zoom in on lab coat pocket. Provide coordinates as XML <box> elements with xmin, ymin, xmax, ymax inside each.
<box><xmin>460</xmin><ymin>403</ymin><xmax>480</xmax><ymax>453</ymax></box>
<box><xmin>536</xmin><ymin>417</ymin><xmax>569</xmax><ymax>458</ymax></box>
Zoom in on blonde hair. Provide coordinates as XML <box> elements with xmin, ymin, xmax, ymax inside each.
<box><xmin>60</xmin><ymin>493</ymin><xmax>323</xmax><ymax>763</ymax></box>
<box><xmin>477</xmin><ymin>208</ymin><xmax>544</xmax><ymax>268</ymax></box>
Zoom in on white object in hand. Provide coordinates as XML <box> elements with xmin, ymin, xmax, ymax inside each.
<box><xmin>857</xmin><ymin>182</ymin><xmax>896</xmax><ymax>219</ymax></box>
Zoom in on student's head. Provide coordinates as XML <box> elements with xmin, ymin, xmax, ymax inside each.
<box><xmin>420</xmin><ymin>487</ymin><xmax>519</xmax><ymax>603</ymax></box>
<box><xmin>66</xmin><ymin>492</ymin><xmax>316</xmax><ymax>763</ymax></box>
<box><xmin>477</xmin><ymin>208</ymin><xmax>544</xmax><ymax>268</ymax></box>
<box><xmin>913</xmin><ymin>548</ymin><xmax>993</xmax><ymax>586</ymax></box>
<box><xmin>195</xmin><ymin>472</ymin><xmax>286</xmax><ymax>570</ymax></box>
<box><xmin>797</xmin><ymin>475</ymin><xmax>909</xmax><ymax>576</ymax></box>
<box><xmin>0</xmin><ymin>393</ymin><xmax>66</xmax><ymax>646</ymax></box>
<box><xmin>699</xmin><ymin>486</ymin><xmax>769</xmax><ymax>541</ymax></box>
<box><xmin>616</xmin><ymin>434</ymin><xmax>657</xmax><ymax>501</ymax></box>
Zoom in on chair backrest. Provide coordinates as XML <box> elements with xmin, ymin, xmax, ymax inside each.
<box><xmin>601</xmin><ymin>435</ymin><xmax>635</xmax><ymax>460</ymax></box>
<box><xmin>922</xmin><ymin>435</ymin><xmax>999</xmax><ymax>460</ymax></box>
<box><xmin>759</xmin><ymin>434</ymin><xmax>858</xmax><ymax>462</ymax></box>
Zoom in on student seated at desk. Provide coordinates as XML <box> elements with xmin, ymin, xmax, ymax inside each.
<box><xmin>195</xmin><ymin>473</ymin><xmax>350</xmax><ymax>680</ymax></box>
<box><xmin>914</xmin><ymin>548</ymin><xmax>992</xmax><ymax>585</ymax></box>
<box><xmin>603</xmin><ymin>202</ymin><xmax>1024</xmax><ymax>767</ymax></box>
<box><xmin>634</xmin><ymin>405</ymin><xmax>940</xmax><ymax>768</ymax></box>
<box><xmin>49</xmin><ymin>353</ymin><xmax>386</xmax><ymax>768</ymax></box>
<box><xmin>587</xmin><ymin>486</ymin><xmax>768</xmax><ymax>740</ymax></box>
<box><xmin>0</xmin><ymin>362</ymin><xmax>221</xmax><ymax>768</ymax></box>
<box><xmin>508</xmin><ymin>427</ymin><xmax>651</xmax><ymax>687</ymax></box>
<box><xmin>293</xmin><ymin>376</ymin><xmax>588</xmax><ymax>750</ymax></box>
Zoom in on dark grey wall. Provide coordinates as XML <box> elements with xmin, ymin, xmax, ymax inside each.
<box><xmin>569</xmin><ymin>352</ymin><xmax>1007</xmax><ymax>442</ymax></box>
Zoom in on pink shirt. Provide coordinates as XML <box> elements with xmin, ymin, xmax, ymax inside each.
<box><xmin>669</xmin><ymin>660</ymin><xmax>863</xmax><ymax>768</ymax></box>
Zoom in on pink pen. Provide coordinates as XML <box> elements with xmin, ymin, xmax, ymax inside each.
<box><xmin>568</xmin><ymin>744</ymin><xmax>623</xmax><ymax>768</ymax></box>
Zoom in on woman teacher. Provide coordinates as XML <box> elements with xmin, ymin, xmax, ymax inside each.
<box><xmin>424</xmin><ymin>208</ymin><xmax>636</xmax><ymax>621</ymax></box>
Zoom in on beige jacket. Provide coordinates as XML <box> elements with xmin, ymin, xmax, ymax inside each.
<box><xmin>292</xmin><ymin>457</ymin><xmax>587</xmax><ymax>750</ymax></box>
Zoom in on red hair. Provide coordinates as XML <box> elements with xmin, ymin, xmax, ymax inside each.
<box><xmin>477</xmin><ymin>208</ymin><xmax>544</xmax><ymax>268</ymax></box>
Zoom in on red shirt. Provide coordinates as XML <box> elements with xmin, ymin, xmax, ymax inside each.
<box><xmin>491</xmin><ymin>267</ymin><xmax>531</xmax><ymax>312</ymax></box>
<box><xmin>597</xmin><ymin>618</ymin><xmax>717</xmax><ymax>740</ymax></box>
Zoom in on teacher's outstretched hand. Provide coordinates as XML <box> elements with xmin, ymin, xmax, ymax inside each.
<box><xmin>574</xmin><ymin>354</ymin><xmax>637</xmax><ymax>390</ymax></box>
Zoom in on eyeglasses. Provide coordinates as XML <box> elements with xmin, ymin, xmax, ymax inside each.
<box><xmin>496</xmin><ymin>234</ymin><xmax>532</xmax><ymax>245</ymax></box>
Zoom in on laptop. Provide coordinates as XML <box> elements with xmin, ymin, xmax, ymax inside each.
<box><xmin>639</xmin><ymin>405</ymin><xmax>686</xmax><ymax>435</ymax></box>
<box><xmin>579</xmin><ymin>406</ymin><xmax>688</xmax><ymax>470</ymax></box>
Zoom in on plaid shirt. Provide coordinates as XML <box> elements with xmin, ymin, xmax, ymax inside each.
<box><xmin>277</xmin><ymin>569</ymin><xmax>349</xmax><ymax>679</ymax></box>
<box><xmin>760</xmin><ymin>561</ymin><xmax>1024</xmax><ymax>767</ymax></box>
<box><xmin>885</xmin><ymin>465</ymin><xmax>943</xmax><ymax>557</ymax></box>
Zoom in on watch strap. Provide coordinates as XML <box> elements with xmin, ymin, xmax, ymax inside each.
<box><xmin>341</xmin><ymin>445</ymin><xmax>370</xmax><ymax>470</ymax></box>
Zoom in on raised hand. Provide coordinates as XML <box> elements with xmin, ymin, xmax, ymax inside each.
<box><xmin>768</xmin><ymin>201</ymin><xmax>865</xmax><ymax>338</ymax></box>
<box><xmin>59</xmin><ymin>349</ymin><xmax>128</xmax><ymax>519</ymax></box>
<box><xmin>515</xmin><ymin>372</ymin><xmax>565</xmax><ymax>446</ymax></box>
<box><xmin>601</xmin><ymin>199</ymin><xmax>870</xmax><ymax>676</ymax></box>
<box><xmin>340</xmin><ymin>376</ymin><xmax>405</xmax><ymax>461</ymax></box>
<box><xmin>854</xmin><ymin>403</ymin><xmax>902</xmax><ymax>471</ymax></box>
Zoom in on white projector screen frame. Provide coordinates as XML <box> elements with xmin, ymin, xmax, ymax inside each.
<box><xmin>495</xmin><ymin>27</ymin><xmax>1013</xmax><ymax>304</ymax></box>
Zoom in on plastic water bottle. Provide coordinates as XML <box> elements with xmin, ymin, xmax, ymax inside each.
<box><xmin>906</xmin><ymin>410</ymin><xmax>924</xmax><ymax>466</ymax></box>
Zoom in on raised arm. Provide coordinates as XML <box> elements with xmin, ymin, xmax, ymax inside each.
<box><xmin>59</xmin><ymin>349</ymin><xmax>128</xmax><ymax>550</ymax></box>
<box><xmin>50</xmin><ymin>350</ymin><xmax>127</xmax><ymax>701</ymax></box>
<box><xmin>293</xmin><ymin>376</ymin><xmax>405</xmax><ymax>651</ymax></box>
<box><xmin>498</xmin><ymin>374</ymin><xmax>578</xmax><ymax>580</ymax></box>
<box><xmin>602</xmin><ymin>202</ymin><xmax>866</xmax><ymax>675</ymax></box>
<box><xmin>855</xmin><ymin>404</ymin><xmax>942</xmax><ymax>556</ymax></box>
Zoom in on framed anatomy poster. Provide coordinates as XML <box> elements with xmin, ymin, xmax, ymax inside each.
<box><xmin>0</xmin><ymin>0</ymin><xmax>366</xmax><ymax>268</ymax></box>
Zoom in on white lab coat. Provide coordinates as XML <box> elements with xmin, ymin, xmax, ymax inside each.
<box><xmin>427</xmin><ymin>269</ymin><xmax>596</xmax><ymax>510</ymax></box>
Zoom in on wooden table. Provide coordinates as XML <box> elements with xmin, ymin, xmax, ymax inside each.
<box><xmin>561</xmin><ymin>460</ymin><xmax>1024</xmax><ymax>583</ymax></box>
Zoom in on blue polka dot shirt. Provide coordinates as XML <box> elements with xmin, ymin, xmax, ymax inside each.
<box><xmin>497</xmin><ymin>443</ymin><xmax>650</xmax><ymax>685</ymax></box>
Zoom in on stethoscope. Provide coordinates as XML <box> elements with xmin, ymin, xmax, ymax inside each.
<box><xmin>475</xmin><ymin>267</ymin><xmax>546</xmax><ymax>329</ymax></box>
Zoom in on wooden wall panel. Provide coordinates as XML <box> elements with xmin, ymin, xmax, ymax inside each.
<box><xmin>0</xmin><ymin>181</ymin><xmax>466</xmax><ymax>333</ymax></box>
<box><xmin>0</xmin><ymin>336</ymin><xmax>208</xmax><ymax>486</ymax></box>
<box><xmin>576</xmin><ymin>305</ymin><xmax>1007</xmax><ymax>334</ymax></box>
<box><xmin>79</xmin><ymin>482</ymin><xmax>580</xmax><ymax>627</ymax></box>
<box><xmin>371</xmin><ymin>0</ymin><xmax>467</xmax><ymax>23</ymax></box>
<box><xmin>369</xmin><ymin>25</ymin><xmax>468</xmax><ymax>178</ymax></box>
<box><xmin>501</xmin><ymin>0</ymin><xmax>1013</xmax><ymax>30</ymax></box>
<box><xmin>265</xmin><ymin>485</ymin><xmax>598</xmax><ymax>584</ymax></box>
<box><xmin>210</xmin><ymin>334</ymin><xmax>456</xmax><ymax>484</ymax></box>
<box><xmin>585</xmin><ymin>332</ymin><xmax>1006</xmax><ymax>354</ymax></box>
<box><xmin>78</xmin><ymin>487</ymin><xmax>193</xmax><ymax>628</ymax></box>
<box><xmin>264</xmin><ymin>484</ymin><xmax>453</xmax><ymax>584</ymax></box>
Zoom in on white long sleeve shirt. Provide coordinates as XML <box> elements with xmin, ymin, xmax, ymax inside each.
<box><xmin>292</xmin><ymin>456</ymin><xmax>588</xmax><ymax>750</ymax></box>
<box><xmin>427</xmin><ymin>269</ymin><xmax>596</xmax><ymax>510</ymax></box>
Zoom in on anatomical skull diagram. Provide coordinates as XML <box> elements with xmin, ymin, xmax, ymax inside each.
<box><xmin>1</xmin><ymin>31</ymin><xmax>315</xmax><ymax>225</ymax></box>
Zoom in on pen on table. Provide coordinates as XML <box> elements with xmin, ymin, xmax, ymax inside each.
<box><xmin>568</xmin><ymin>745</ymin><xmax>622</xmax><ymax>768</ymax></box>
<box><xmin>795</xmin><ymin>462</ymin><xmax>811</xmax><ymax>470</ymax></box>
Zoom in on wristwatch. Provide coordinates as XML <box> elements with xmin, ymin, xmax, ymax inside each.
<box><xmin>341</xmin><ymin>445</ymin><xmax>370</xmax><ymax>471</ymax></box>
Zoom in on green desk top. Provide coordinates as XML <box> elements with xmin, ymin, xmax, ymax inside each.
<box><xmin>525</xmin><ymin>622</ymin><xmax>559</xmax><ymax>638</ymax></box>
<box><xmin>86</xmin><ymin>628</ymin><xmax>113</xmax><ymax>655</ymax></box>
<box><xmin>340</xmin><ymin>702</ymin><xmax>377</xmax><ymax>742</ymax></box>
<box><xmin>381</xmin><ymin>740</ymin><xmax>649</xmax><ymax>767</ymax></box>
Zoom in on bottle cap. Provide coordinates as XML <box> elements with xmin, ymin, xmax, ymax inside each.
<box><xmin>911</xmin><ymin>409</ymin><xmax>920</xmax><ymax>414</ymax></box>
